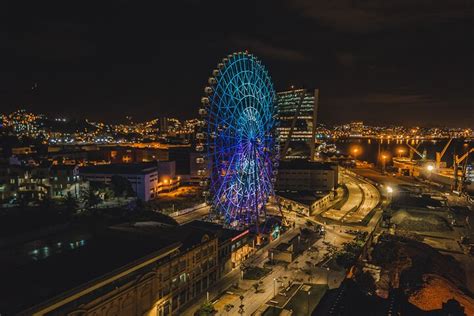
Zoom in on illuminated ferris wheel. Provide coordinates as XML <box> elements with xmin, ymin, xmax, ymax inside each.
<box><xmin>196</xmin><ymin>51</ymin><xmax>279</xmax><ymax>227</ymax></box>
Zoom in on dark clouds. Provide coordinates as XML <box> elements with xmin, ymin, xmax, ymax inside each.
<box><xmin>289</xmin><ymin>0</ymin><xmax>472</xmax><ymax>33</ymax></box>
<box><xmin>0</xmin><ymin>0</ymin><xmax>472</xmax><ymax>127</ymax></box>
<box><xmin>233</xmin><ymin>38</ymin><xmax>310</xmax><ymax>62</ymax></box>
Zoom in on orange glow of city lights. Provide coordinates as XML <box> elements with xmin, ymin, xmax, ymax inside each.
<box><xmin>380</xmin><ymin>152</ymin><xmax>391</xmax><ymax>161</ymax></box>
<box><xmin>397</xmin><ymin>147</ymin><xmax>406</xmax><ymax>157</ymax></box>
<box><xmin>350</xmin><ymin>145</ymin><xmax>362</xmax><ymax>159</ymax></box>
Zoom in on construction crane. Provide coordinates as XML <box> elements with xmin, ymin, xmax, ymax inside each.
<box><xmin>435</xmin><ymin>138</ymin><xmax>453</xmax><ymax>169</ymax></box>
<box><xmin>407</xmin><ymin>143</ymin><xmax>426</xmax><ymax>160</ymax></box>
<box><xmin>453</xmin><ymin>147</ymin><xmax>474</xmax><ymax>192</ymax></box>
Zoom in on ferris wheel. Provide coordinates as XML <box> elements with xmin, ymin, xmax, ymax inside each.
<box><xmin>196</xmin><ymin>51</ymin><xmax>279</xmax><ymax>227</ymax></box>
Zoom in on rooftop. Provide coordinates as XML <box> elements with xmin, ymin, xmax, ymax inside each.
<box><xmin>278</xmin><ymin>159</ymin><xmax>336</xmax><ymax>171</ymax></box>
<box><xmin>79</xmin><ymin>162</ymin><xmax>158</xmax><ymax>175</ymax></box>
<box><xmin>183</xmin><ymin>220</ymin><xmax>248</xmax><ymax>243</ymax></box>
<box><xmin>277</xmin><ymin>190</ymin><xmax>329</xmax><ymax>206</ymax></box>
<box><xmin>0</xmin><ymin>228</ymin><xmax>180</xmax><ymax>315</ymax></box>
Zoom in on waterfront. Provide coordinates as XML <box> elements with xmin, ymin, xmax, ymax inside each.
<box><xmin>332</xmin><ymin>138</ymin><xmax>473</xmax><ymax>166</ymax></box>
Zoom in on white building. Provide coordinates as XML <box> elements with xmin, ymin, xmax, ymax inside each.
<box><xmin>80</xmin><ymin>163</ymin><xmax>160</xmax><ymax>201</ymax></box>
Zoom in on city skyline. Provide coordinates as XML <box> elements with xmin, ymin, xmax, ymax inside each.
<box><xmin>1</xmin><ymin>1</ymin><xmax>472</xmax><ymax>127</ymax></box>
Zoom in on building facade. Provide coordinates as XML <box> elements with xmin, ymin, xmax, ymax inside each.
<box><xmin>276</xmin><ymin>160</ymin><xmax>338</xmax><ymax>192</ymax></box>
<box><xmin>184</xmin><ymin>221</ymin><xmax>254</xmax><ymax>277</ymax></box>
<box><xmin>79</xmin><ymin>162</ymin><xmax>180</xmax><ymax>201</ymax></box>
<box><xmin>16</xmin><ymin>228</ymin><xmax>219</xmax><ymax>316</ymax></box>
<box><xmin>277</xmin><ymin>88</ymin><xmax>319</xmax><ymax>161</ymax></box>
<box><xmin>0</xmin><ymin>162</ymin><xmax>81</xmax><ymax>202</ymax></box>
<box><xmin>80</xmin><ymin>163</ymin><xmax>159</xmax><ymax>201</ymax></box>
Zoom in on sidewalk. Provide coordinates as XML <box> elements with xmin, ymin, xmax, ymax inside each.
<box><xmin>183</xmin><ymin>224</ymin><xmax>350</xmax><ymax>316</ymax></box>
<box><xmin>182</xmin><ymin>227</ymin><xmax>302</xmax><ymax>316</ymax></box>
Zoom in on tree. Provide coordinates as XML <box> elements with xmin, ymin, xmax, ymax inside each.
<box><xmin>343</xmin><ymin>241</ymin><xmax>363</xmax><ymax>254</ymax></box>
<box><xmin>371</xmin><ymin>241</ymin><xmax>397</xmax><ymax>265</ymax></box>
<box><xmin>110</xmin><ymin>175</ymin><xmax>134</xmax><ymax>199</ymax></box>
<box><xmin>355</xmin><ymin>271</ymin><xmax>376</xmax><ymax>295</ymax></box>
<box><xmin>81</xmin><ymin>187</ymin><xmax>101</xmax><ymax>209</ymax></box>
<box><xmin>335</xmin><ymin>251</ymin><xmax>357</xmax><ymax>269</ymax></box>
<box><xmin>195</xmin><ymin>301</ymin><xmax>215</xmax><ymax>316</ymax></box>
<box><xmin>38</xmin><ymin>195</ymin><xmax>54</xmax><ymax>211</ymax></box>
<box><xmin>62</xmin><ymin>192</ymin><xmax>78</xmax><ymax>216</ymax></box>
<box><xmin>252</xmin><ymin>282</ymin><xmax>260</xmax><ymax>293</ymax></box>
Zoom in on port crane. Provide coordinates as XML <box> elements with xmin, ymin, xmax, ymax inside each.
<box><xmin>435</xmin><ymin>138</ymin><xmax>453</xmax><ymax>169</ymax></box>
<box><xmin>406</xmin><ymin>143</ymin><xmax>426</xmax><ymax>160</ymax></box>
<box><xmin>453</xmin><ymin>147</ymin><xmax>473</xmax><ymax>193</ymax></box>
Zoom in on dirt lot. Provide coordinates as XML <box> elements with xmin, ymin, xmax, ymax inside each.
<box><xmin>391</xmin><ymin>209</ymin><xmax>451</xmax><ymax>232</ymax></box>
<box><xmin>147</xmin><ymin>186</ymin><xmax>202</xmax><ymax>213</ymax></box>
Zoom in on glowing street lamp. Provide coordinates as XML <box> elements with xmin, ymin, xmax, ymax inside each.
<box><xmin>426</xmin><ymin>164</ymin><xmax>434</xmax><ymax>182</ymax></box>
<box><xmin>397</xmin><ymin>148</ymin><xmax>405</xmax><ymax>158</ymax></box>
<box><xmin>273</xmin><ymin>278</ymin><xmax>277</xmax><ymax>297</ymax></box>
<box><xmin>386</xmin><ymin>185</ymin><xmax>394</xmax><ymax>202</ymax></box>
<box><xmin>381</xmin><ymin>154</ymin><xmax>388</xmax><ymax>173</ymax></box>
<box><xmin>353</xmin><ymin>148</ymin><xmax>359</xmax><ymax>158</ymax></box>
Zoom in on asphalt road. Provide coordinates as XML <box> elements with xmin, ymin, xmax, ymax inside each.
<box><xmin>172</xmin><ymin>205</ymin><xmax>210</xmax><ymax>225</ymax></box>
<box><xmin>177</xmin><ymin>169</ymin><xmax>384</xmax><ymax>315</ymax></box>
<box><xmin>183</xmin><ymin>218</ymin><xmax>352</xmax><ymax>316</ymax></box>
<box><xmin>322</xmin><ymin>171</ymin><xmax>380</xmax><ymax>224</ymax></box>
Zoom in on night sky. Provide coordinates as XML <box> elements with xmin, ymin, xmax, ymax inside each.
<box><xmin>1</xmin><ymin>0</ymin><xmax>473</xmax><ymax>127</ymax></box>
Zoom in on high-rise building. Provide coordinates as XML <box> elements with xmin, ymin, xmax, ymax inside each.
<box><xmin>277</xmin><ymin>88</ymin><xmax>319</xmax><ymax>160</ymax></box>
<box><xmin>159</xmin><ymin>117</ymin><xmax>169</xmax><ymax>135</ymax></box>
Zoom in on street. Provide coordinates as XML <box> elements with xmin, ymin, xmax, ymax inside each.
<box><xmin>181</xmin><ymin>169</ymin><xmax>383</xmax><ymax>315</ymax></box>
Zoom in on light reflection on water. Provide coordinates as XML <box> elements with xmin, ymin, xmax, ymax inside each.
<box><xmin>27</xmin><ymin>239</ymin><xmax>87</xmax><ymax>261</ymax></box>
<box><xmin>331</xmin><ymin>138</ymin><xmax>472</xmax><ymax>166</ymax></box>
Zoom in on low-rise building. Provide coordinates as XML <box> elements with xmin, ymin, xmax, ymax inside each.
<box><xmin>1</xmin><ymin>224</ymin><xmax>219</xmax><ymax>316</ymax></box>
<box><xmin>276</xmin><ymin>160</ymin><xmax>338</xmax><ymax>192</ymax></box>
<box><xmin>80</xmin><ymin>163</ymin><xmax>160</xmax><ymax>201</ymax></box>
<box><xmin>184</xmin><ymin>220</ymin><xmax>255</xmax><ymax>277</ymax></box>
<box><xmin>79</xmin><ymin>162</ymin><xmax>180</xmax><ymax>201</ymax></box>
<box><xmin>0</xmin><ymin>161</ymin><xmax>81</xmax><ymax>202</ymax></box>
<box><xmin>49</xmin><ymin>164</ymin><xmax>80</xmax><ymax>198</ymax></box>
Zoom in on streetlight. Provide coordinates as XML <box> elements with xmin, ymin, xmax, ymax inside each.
<box><xmin>326</xmin><ymin>267</ymin><xmax>330</xmax><ymax>286</ymax></box>
<box><xmin>273</xmin><ymin>278</ymin><xmax>277</xmax><ymax>297</ymax></box>
<box><xmin>307</xmin><ymin>290</ymin><xmax>311</xmax><ymax>316</ymax></box>
<box><xmin>397</xmin><ymin>148</ymin><xmax>405</xmax><ymax>158</ymax></box>
<box><xmin>352</xmin><ymin>148</ymin><xmax>359</xmax><ymax>161</ymax></box>
<box><xmin>381</xmin><ymin>154</ymin><xmax>388</xmax><ymax>174</ymax></box>
<box><xmin>426</xmin><ymin>164</ymin><xmax>434</xmax><ymax>182</ymax></box>
<box><xmin>386</xmin><ymin>185</ymin><xmax>393</xmax><ymax>202</ymax></box>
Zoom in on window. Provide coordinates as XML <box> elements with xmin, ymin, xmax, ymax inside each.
<box><xmin>171</xmin><ymin>277</ymin><xmax>178</xmax><ymax>289</ymax></box>
<box><xmin>179</xmin><ymin>273</ymin><xmax>187</xmax><ymax>283</ymax></box>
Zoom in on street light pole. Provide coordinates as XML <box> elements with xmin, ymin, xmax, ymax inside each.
<box><xmin>307</xmin><ymin>290</ymin><xmax>311</xmax><ymax>316</ymax></box>
<box><xmin>381</xmin><ymin>155</ymin><xmax>387</xmax><ymax>174</ymax></box>
<box><xmin>326</xmin><ymin>267</ymin><xmax>330</xmax><ymax>286</ymax></box>
<box><xmin>273</xmin><ymin>278</ymin><xmax>276</xmax><ymax>297</ymax></box>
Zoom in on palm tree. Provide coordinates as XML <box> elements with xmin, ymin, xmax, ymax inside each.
<box><xmin>62</xmin><ymin>192</ymin><xmax>78</xmax><ymax>216</ymax></box>
<box><xmin>81</xmin><ymin>187</ymin><xmax>100</xmax><ymax>209</ymax></box>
